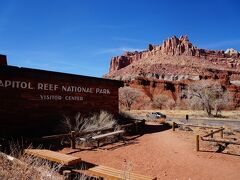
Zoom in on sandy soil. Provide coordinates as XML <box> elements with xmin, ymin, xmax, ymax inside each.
<box><xmin>61</xmin><ymin>124</ymin><xmax>240</xmax><ymax>180</ymax></box>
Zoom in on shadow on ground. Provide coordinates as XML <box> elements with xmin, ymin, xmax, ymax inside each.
<box><xmin>143</xmin><ymin>123</ymin><xmax>172</xmax><ymax>135</ymax></box>
<box><xmin>66</xmin><ymin>123</ymin><xmax>171</xmax><ymax>152</ymax></box>
<box><xmin>0</xmin><ymin>123</ymin><xmax>172</xmax><ymax>153</ymax></box>
<box><xmin>199</xmin><ymin>149</ymin><xmax>240</xmax><ymax>157</ymax></box>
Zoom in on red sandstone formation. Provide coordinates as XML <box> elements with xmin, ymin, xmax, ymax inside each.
<box><xmin>104</xmin><ymin>35</ymin><xmax>240</xmax><ymax>109</ymax></box>
<box><xmin>108</xmin><ymin>35</ymin><xmax>239</xmax><ymax>74</ymax></box>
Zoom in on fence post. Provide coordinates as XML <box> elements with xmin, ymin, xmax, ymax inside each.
<box><xmin>63</xmin><ymin>170</ymin><xmax>71</xmax><ymax>180</ymax></box>
<box><xmin>172</xmin><ymin>122</ymin><xmax>176</xmax><ymax>131</ymax></box>
<box><xmin>186</xmin><ymin>114</ymin><xmax>189</xmax><ymax>122</ymax></box>
<box><xmin>196</xmin><ymin>135</ymin><xmax>200</xmax><ymax>151</ymax></box>
<box><xmin>210</xmin><ymin>130</ymin><xmax>213</xmax><ymax>138</ymax></box>
<box><xmin>220</xmin><ymin>128</ymin><xmax>224</xmax><ymax>138</ymax></box>
<box><xmin>71</xmin><ymin>131</ymin><xmax>76</xmax><ymax>149</ymax></box>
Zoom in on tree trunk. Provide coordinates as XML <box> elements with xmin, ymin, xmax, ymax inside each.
<box><xmin>206</xmin><ymin>106</ymin><xmax>212</xmax><ymax>117</ymax></box>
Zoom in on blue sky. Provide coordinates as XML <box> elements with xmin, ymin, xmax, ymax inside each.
<box><xmin>0</xmin><ymin>0</ymin><xmax>240</xmax><ymax>77</ymax></box>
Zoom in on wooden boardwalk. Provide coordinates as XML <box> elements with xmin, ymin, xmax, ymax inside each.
<box><xmin>24</xmin><ymin>149</ymin><xmax>81</xmax><ymax>165</ymax></box>
<box><xmin>89</xmin><ymin>165</ymin><xmax>156</xmax><ymax>180</ymax></box>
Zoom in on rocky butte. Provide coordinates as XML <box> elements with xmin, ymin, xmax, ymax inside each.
<box><xmin>104</xmin><ymin>35</ymin><xmax>240</xmax><ymax>109</ymax></box>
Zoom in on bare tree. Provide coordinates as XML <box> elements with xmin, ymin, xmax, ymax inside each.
<box><xmin>153</xmin><ymin>94</ymin><xmax>168</xmax><ymax>109</ymax></box>
<box><xmin>119</xmin><ymin>87</ymin><xmax>143</xmax><ymax>110</ymax></box>
<box><xmin>212</xmin><ymin>92</ymin><xmax>231</xmax><ymax>117</ymax></box>
<box><xmin>186</xmin><ymin>80</ymin><xmax>229</xmax><ymax>117</ymax></box>
<box><xmin>165</xmin><ymin>98</ymin><xmax>176</xmax><ymax>110</ymax></box>
<box><xmin>153</xmin><ymin>94</ymin><xmax>175</xmax><ymax>110</ymax></box>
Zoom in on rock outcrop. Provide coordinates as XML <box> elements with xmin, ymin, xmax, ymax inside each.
<box><xmin>109</xmin><ymin>35</ymin><xmax>239</xmax><ymax>73</ymax></box>
<box><xmin>225</xmin><ymin>48</ymin><xmax>240</xmax><ymax>57</ymax></box>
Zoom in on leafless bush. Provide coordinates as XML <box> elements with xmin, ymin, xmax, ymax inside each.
<box><xmin>187</xmin><ymin>96</ymin><xmax>203</xmax><ymax>110</ymax></box>
<box><xmin>165</xmin><ymin>98</ymin><xmax>176</xmax><ymax>110</ymax></box>
<box><xmin>119</xmin><ymin>87</ymin><xmax>143</xmax><ymax>110</ymax></box>
<box><xmin>153</xmin><ymin>94</ymin><xmax>168</xmax><ymax>109</ymax></box>
<box><xmin>63</xmin><ymin>111</ymin><xmax>117</xmax><ymax>132</ymax></box>
<box><xmin>153</xmin><ymin>94</ymin><xmax>175</xmax><ymax>109</ymax></box>
<box><xmin>212</xmin><ymin>92</ymin><xmax>232</xmax><ymax>117</ymax></box>
<box><xmin>63</xmin><ymin>111</ymin><xmax>118</xmax><ymax>148</ymax></box>
<box><xmin>85</xmin><ymin>111</ymin><xmax>117</xmax><ymax>131</ymax></box>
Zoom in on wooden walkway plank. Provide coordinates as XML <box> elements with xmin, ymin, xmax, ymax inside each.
<box><xmin>24</xmin><ymin>149</ymin><xmax>81</xmax><ymax>165</ymax></box>
<box><xmin>89</xmin><ymin>165</ymin><xmax>156</xmax><ymax>180</ymax></box>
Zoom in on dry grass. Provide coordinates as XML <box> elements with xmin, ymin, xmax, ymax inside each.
<box><xmin>0</xmin><ymin>145</ymin><xmax>62</xmax><ymax>180</ymax></box>
<box><xmin>63</xmin><ymin>111</ymin><xmax>117</xmax><ymax>132</ymax></box>
<box><xmin>0</xmin><ymin>143</ymin><xmax>92</xmax><ymax>180</ymax></box>
<box><xmin>63</xmin><ymin>111</ymin><xmax>118</xmax><ymax>148</ymax></box>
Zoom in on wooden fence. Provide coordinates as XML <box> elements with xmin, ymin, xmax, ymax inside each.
<box><xmin>172</xmin><ymin>121</ymin><xmax>240</xmax><ymax>152</ymax></box>
<box><xmin>39</xmin><ymin>119</ymin><xmax>145</xmax><ymax>149</ymax></box>
<box><xmin>172</xmin><ymin>121</ymin><xmax>220</xmax><ymax>131</ymax></box>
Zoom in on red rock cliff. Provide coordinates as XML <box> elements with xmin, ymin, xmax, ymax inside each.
<box><xmin>109</xmin><ymin>35</ymin><xmax>239</xmax><ymax>73</ymax></box>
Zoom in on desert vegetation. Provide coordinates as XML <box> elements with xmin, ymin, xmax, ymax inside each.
<box><xmin>0</xmin><ymin>111</ymin><xmax>120</xmax><ymax>180</ymax></box>
<box><xmin>119</xmin><ymin>86</ymin><xmax>143</xmax><ymax>110</ymax></box>
<box><xmin>186</xmin><ymin>80</ymin><xmax>230</xmax><ymax>117</ymax></box>
<box><xmin>153</xmin><ymin>94</ymin><xmax>175</xmax><ymax>110</ymax></box>
<box><xmin>119</xmin><ymin>79</ymin><xmax>234</xmax><ymax>119</ymax></box>
<box><xmin>0</xmin><ymin>143</ymin><xmax>62</xmax><ymax>180</ymax></box>
<box><xmin>62</xmin><ymin>111</ymin><xmax>119</xmax><ymax>147</ymax></box>
<box><xmin>63</xmin><ymin>111</ymin><xmax>117</xmax><ymax>132</ymax></box>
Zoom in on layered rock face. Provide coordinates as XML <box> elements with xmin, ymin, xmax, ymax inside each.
<box><xmin>109</xmin><ymin>35</ymin><xmax>239</xmax><ymax>73</ymax></box>
<box><xmin>105</xmin><ymin>35</ymin><xmax>240</xmax><ymax>109</ymax></box>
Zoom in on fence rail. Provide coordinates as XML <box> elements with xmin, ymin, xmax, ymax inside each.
<box><xmin>201</xmin><ymin>137</ymin><xmax>240</xmax><ymax>145</ymax></box>
<box><xmin>203</xmin><ymin>127</ymin><xmax>224</xmax><ymax>138</ymax></box>
<box><xmin>196</xmin><ymin>127</ymin><xmax>240</xmax><ymax>152</ymax></box>
<box><xmin>38</xmin><ymin>119</ymin><xmax>145</xmax><ymax>149</ymax></box>
<box><xmin>172</xmin><ymin>121</ymin><xmax>220</xmax><ymax>131</ymax></box>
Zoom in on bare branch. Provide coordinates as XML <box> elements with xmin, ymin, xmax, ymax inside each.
<box><xmin>186</xmin><ymin>80</ymin><xmax>229</xmax><ymax>117</ymax></box>
<box><xmin>119</xmin><ymin>87</ymin><xmax>143</xmax><ymax>110</ymax></box>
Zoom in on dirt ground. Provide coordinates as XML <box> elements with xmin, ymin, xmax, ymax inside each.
<box><xmin>61</xmin><ymin>124</ymin><xmax>240</xmax><ymax>180</ymax></box>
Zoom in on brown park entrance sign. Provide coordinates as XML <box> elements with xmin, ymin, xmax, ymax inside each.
<box><xmin>0</xmin><ymin>64</ymin><xmax>123</xmax><ymax>137</ymax></box>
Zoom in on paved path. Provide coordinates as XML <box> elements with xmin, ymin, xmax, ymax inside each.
<box><xmin>168</xmin><ymin>117</ymin><xmax>240</xmax><ymax>129</ymax></box>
